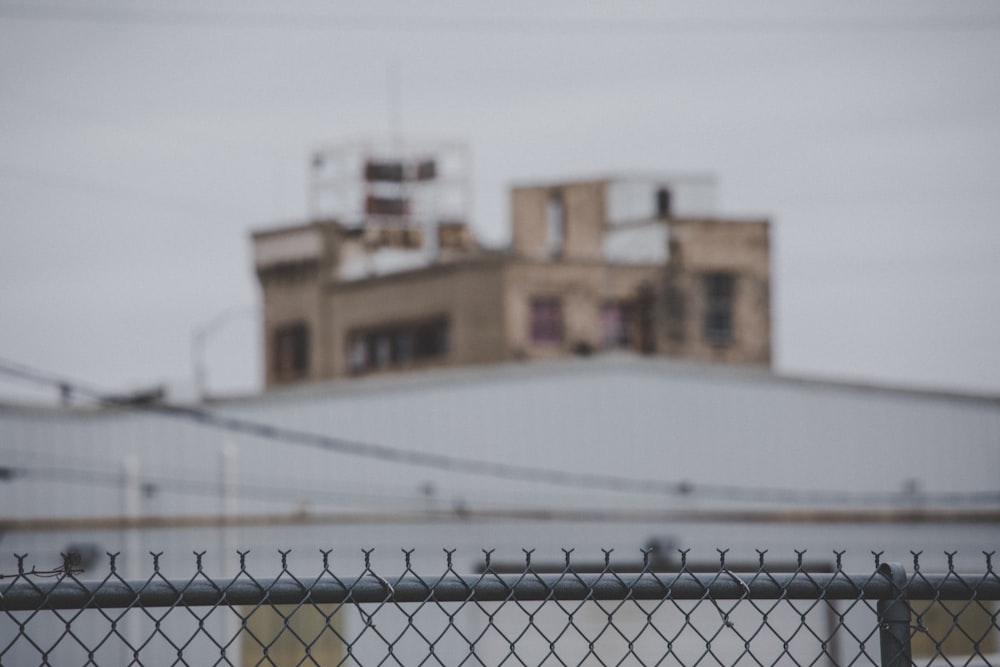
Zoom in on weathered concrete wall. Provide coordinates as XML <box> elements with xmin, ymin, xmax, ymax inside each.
<box><xmin>511</xmin><ymin>181</ymin><xmax>607</xmax><ymax>261</ymax></box>
<box><xmin>657</xmin><ymin>218</ymin><xmax>771</xmax><ymax>365</ymax></box>
<box><xmin>254</xmin><ymin>221</ymin><xmax>341</xmax><ymax>386</ymax></box>
<box><xmin>254</xmin><ymin>182</ymin><xmax>774</xmax><ymax>388</ymax></box>
<box><xmin>503</xmin><ymin>261</ymin><xmax>662</xmax><ymax>359</ymax></box>
<box><xmin>326</xmin><ymin>260</ymin><xmax>508</xmax><ymax>377</ymax></box>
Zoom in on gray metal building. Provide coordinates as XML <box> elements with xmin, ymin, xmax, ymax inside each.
<box><xmin>3</xmin><ymin>355</ymin><xmax>998</xmax><ymax>664</ymax></box>
<box><xmin>3</xmin><ymin>355</ymin><xmax>997</xmax><ymax>572</ymax></box>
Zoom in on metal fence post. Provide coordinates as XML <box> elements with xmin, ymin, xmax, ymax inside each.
<box><xmin>877</xmin><ymin>562</ymin><xmax>912</xmax><ymax>667</ymax></box>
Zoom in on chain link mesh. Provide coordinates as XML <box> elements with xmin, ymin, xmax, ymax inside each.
<box><xmin>2</xmin><ymin>549</ymin><xmax>997</xmax><ymax>666</ymax></box>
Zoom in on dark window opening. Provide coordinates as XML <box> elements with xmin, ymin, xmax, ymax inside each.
<box><xmin>363</xmin><ymin>158</ymin><xmax>436</xmax><ymax>183</ymax></box>
<box><xmin>414</xmin><ymin>320</ymin><xmax>449</xmax><ymax>358</ymax></box>
<box><xmin>530</xmin><ymin>298</ymin><xmax>564</xmax><ymax>344</ymax></box>
<box><xmin>274</xmin><ymin>323</ymin><xmax>309</xmax><ymax>381</ymax></box>
<box><xmin>348</xmin><ymin>317</ymin><xmax>449</xmax><ymax>374</ymax></box>
<box><xmin>704</xmin><ymin>272</ymin><xmax>735</xmax><ymax>346</ymax></box>
<box><xmin>364</xmin><ymin>160</ymin><xmax>406</xmax><ymax>182</ymax></box>
<box><xmin>365</xmin><ymin>195</ymin><xmax>410</xmax><ymax>217</ymax></box>
<box><xmin>655</xmin><ymin>187</ymin><xmax>672</xmax><ymax>218</ymax></box>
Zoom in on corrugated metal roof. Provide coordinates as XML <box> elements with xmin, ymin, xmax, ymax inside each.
<box><xmin>210</xmin><ymin>354</ymin><xmax>1000</xmax><ymax>409</ymax></box>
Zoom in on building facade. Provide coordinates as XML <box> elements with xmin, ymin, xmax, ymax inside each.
<box><xmin>254</xmin><ymin>163</ymin><xmax>772</xmax><ymax>387</ymax></box>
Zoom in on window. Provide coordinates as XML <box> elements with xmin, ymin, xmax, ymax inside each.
<box><xmin>394</xmin><ymin>330</ymin><xmax>413</xmax><ymax>363</ymax></box>
<box><xmin>600</xmin><ymin>301</ymin><xmax>631</xmax><ymax>349</ymax></box>
<box><xmin>546</xmin><ymin>192</ymin><xmax>565</xmax><ymax>258</ymax></box>
<box><xmin>348</xmin><ymin>317</ymin><xmax>449</xmax><ymax>374</ymax></box>
<box><xmin>414</xmin><ymin>319</ymin><xmax>449</xmax><ymax>358</ymax></box>
<box><xmin>273</xmin><ymin>323</ymin><xmax>309</xmax><ymax>381</ymax></box>
<box><xmin>374</xmin><ymin>333</ymin><xmax>392</xmax><ymax>368</ymax></box>
<box><xmin>703</xmin><ymin>272</ymin><xmax>735</xmax><ymax>345</ymax></box>
<box><xmin>349</xmin><ymin>338</ymin><xmax>367</xmax><ymax>371</ymax></box>
<box><xmin>530</xmin><ymin>298</ymin><xmax>564</xmax><ymax>344</ymax></box>
<box><xmin>655</xmin><ymin>186</ymin><xmax>672</xmax><ymax>218</ymax></box>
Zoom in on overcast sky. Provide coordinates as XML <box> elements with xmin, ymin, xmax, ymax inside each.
<box><xmin>1</xmin><ymin>1</ymin><xmax>999</xmax><ymax>403</ymax></box>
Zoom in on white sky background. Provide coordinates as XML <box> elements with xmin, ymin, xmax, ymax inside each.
<box><xmin>1</xmin><ymin>1</ymin><xmax>998</xmax><ymax>403</ymax></box>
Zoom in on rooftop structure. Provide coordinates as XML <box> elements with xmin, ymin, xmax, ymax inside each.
<box><xmin>253</xmin><ymin>151</ymin><xmax>772</xmax><ymax>387</ymax></box>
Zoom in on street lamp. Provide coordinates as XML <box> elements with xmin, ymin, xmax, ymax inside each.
<box><xmin>191</xmin><ymin>306</ymin><xmax>258</xmax><ymax>401</ymax></box>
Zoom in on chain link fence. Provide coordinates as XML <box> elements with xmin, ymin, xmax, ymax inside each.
<box><xmin>2</xmin><ymin>549</ymin><xmax>998</xmax><ymax>666</ymax></box>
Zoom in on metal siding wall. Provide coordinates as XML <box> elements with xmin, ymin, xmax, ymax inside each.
<box><xmin>2</xmin><ymin>358</ymin><xmax>998</xmax><ymax>575</ymax></box>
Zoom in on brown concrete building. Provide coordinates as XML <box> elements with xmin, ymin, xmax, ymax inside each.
<box><xmin>253</xmin><ymin>169</ymin><xmax>772</xmax><ymax>387</ymax></box>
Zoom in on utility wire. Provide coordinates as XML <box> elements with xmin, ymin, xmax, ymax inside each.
<box><xmin>3</xmin><ymin>446</ymin><xmax>562</xmax><ymax>514</ymax></box>
<box><xmin>4</xmin><ymin>463</ymin><xmax>466</xmax><ymax>511</ymax></box>
<box><xmin>7</xmin><ymin>461</ymin><xmax>672</xmax><ymax>515</ymax></box>
<box><xmin>1</xmin><ymin>357</ymin><xmax>997</xmax><ymax>507</ymax></box>
<box><xmin>12</xmin><ymin>460</ymin><xmax>997</xmax><ymax>509</ymax></box>
<box><xmin>1</xmin><ymin>5</ymin><xmax>998</xmax><ymax>35</ymax></box>
<box><xmin>0</xmin><ymin>162</ymin><xmax>244</xmax><ymax>218</ymax></box>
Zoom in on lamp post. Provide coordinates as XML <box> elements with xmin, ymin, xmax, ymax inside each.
<box><xmin>191</xmin><ymin>306</ymin><xmax>258</xmax><ymax>402</ymax></box>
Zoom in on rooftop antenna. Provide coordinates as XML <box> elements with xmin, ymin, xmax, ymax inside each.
<box><xmin>386</xmin><ymin>58</ymin><xmax>403</xmax><ymax>151</ymax></box>
<box><xmin>305</xmin><ymin>59</ymin><xmax>471</xmax><ymax>252</ymax></box>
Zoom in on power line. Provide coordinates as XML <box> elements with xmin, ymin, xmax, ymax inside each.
<box><xmin>4</xmin><ymin>448</ymin><xmax>573</xmax><ymax>514</ymax></box>
<box><xmin>4</xmin><ymin>506</ymin><xmax>997</xmax><ymax>534</ymax></box>
<box><xmin>1</xmin><ymin>357</ymin><xmax>997</xmax><ymax>507</ymax></box>
<box><xmin>3</xmin><ymin>461</ymin><xmax>430</xmax><ymax>509</ymax></box>
<box><xmin>0</xmin><ymin>162</ymin><xmax>243</xmax><ymax>218</ymax></box>
<box><xmin>1</xmin><ymin>5</ymin><xmax>998</xmax><ymax>35</ymax></box>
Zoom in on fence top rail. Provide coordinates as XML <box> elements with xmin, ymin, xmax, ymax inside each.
<box><xmin>4</xmin><ymin>549</ymin><xmax>997</xmax><ymax>611</ymax></box>
<box><xmin>3</xmin><ymin>566</ymin><xmax>999</xmax><ymax>611</ymax></box>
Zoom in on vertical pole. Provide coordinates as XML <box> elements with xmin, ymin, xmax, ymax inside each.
<box><xmin>824</xmin><ymin>600</ymin><xmax>842</xmax><ymax>667</ymax></box>
<box><xmin>219</xmin><ymin>441</ymin><xmax>240</xmax><ymax>654</ymax></box>
<box><xmin>192</xmin><ymin>330</ymin><xmax>206</xmax><ymax>402</ymax></box>
<box><xmin>121</xmin><ymin>456</ymin><xmax>141</xmax><ymax>662</ymax></box>
<box><xmin>386</xmin><ymin>59</ymin><xmax>402</xmax><ymax>152</ymax></box>
<box><xmin>877</xmin><ymin>562</ymin><xmax>912</xmax><ymax>667</ymax></box>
